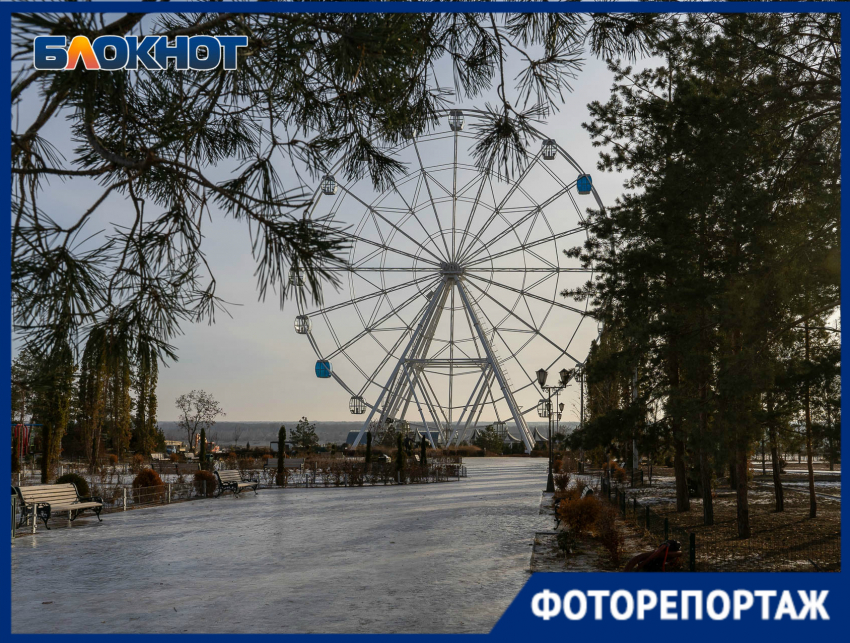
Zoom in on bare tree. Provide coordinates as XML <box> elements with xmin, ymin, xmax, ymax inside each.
<box><xmin>175</xmin><ymin>390</ymin><xmax>225</xmax><ymax>453</ymax></box>
<box><xmin>231</xmin><ymin>426</ymin><xmax>244</xmax><ymax>448</ymax></box>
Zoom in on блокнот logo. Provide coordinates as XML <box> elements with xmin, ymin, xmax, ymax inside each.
<box><xmin>33</xmin><ymin>35</ymin><xmax>249</xmax><ymax>71</ymax></box>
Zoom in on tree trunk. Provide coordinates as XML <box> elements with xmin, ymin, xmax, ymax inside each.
<box><xmin>735</xmin><ymin>444</ymin><xmax>751</xmax><ymax>538</ymax></box>
<box><xmin>699</xmin><ymin>374</ymin><xmax>713</xmax><ymax>525</ymax></box>
<box><xmin>804</xmin><ymin>320</ymin><xmax>817</xmax><ymax>518</ymax></box>
<box><xmin>761</xmin><ymin>440</ymin><xmax>766</xmax><ymax>476</ymax></box>
<box><xmin>729</xmin><ymin>458</ymin><xmax>738</xmax><ymax>490</ymax></box>
<box><xmin>767</xmin><ymin>394</ymin><xmax>784</xmax><ymax>512</ymax></box>
<box><xmin>699</xmin><ymin>445</ymin><xmax>714</xmax><ymax>526</ymax></box>
<box><xmin>41</xmin><ymin>424</ymin><xmax>51</xmax><ymax>483</ymax></box>
<box><xmin>668</xmin><ymin>353</ymin><xmax>690</xmax><ymax>512</ymax></box>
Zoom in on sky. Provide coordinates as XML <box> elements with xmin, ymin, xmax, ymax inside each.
<box><xmin>13</xmin><ymin>15</ymin><xmax>653</xmax><ymax>423</ymax></box>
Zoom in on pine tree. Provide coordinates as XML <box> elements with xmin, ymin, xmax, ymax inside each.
<box><xmin>30</xmin><ymin>340</ymin><xmax>75</xmax><ymax>483</ymax></box>
<box><xmin>12</xmin><ymin>12</ymin><xmax>669</xmax><ymax>371</ymax></box>
<box><xmin>291</xmin><ymin>417</ymin><xmax>319</xmax><ymax>451</ymax></box>
<box><xmin>277</xmin><ymin>426</ymin><xmax>286</xmax><ymax>485</ymax></box>
<box><xmin>572</xmin><ymin>14</ymin><xmax>838</xmax><ymax>536</ymax></box>
<box><xmin>133</xmin><ymin>342</ymin><xmax>159</xmax><ymax>455</ymax></box>
<box><xmin>199</xmin><ymin>428</ymin><xmax>207</xmax><ymax>471</ymax></box>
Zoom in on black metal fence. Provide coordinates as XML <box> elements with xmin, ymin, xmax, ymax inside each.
<box><xmin>599</xmin><ymin>477</ymin><xmax>841</xmax><ymax>572</ymax></box>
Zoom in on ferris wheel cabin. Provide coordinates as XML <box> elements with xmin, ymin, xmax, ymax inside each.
<box><xmin>315</xmin><ymin>360</ymin><xmax>333</xmax><ymax>378</ymax></box>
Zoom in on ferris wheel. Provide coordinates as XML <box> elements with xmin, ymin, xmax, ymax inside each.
<box><xmin>294</xmin><ymin>109</ymin><xmax>602</xmax><ymax>452</ymax></box>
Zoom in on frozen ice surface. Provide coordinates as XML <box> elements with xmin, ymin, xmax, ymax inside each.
<box><xmin>12</xmin><ymin>458</ymin><xmax>551</xmax><ymax>633</ymax></box>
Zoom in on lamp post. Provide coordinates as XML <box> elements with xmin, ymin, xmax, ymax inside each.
<box><xmin>538</xmin><ymin>367</ymin><xmax>573</xmax><ymax>493</ymax></box>
<box><xmin>576</xmin><ymin>365</ymin><xmax>585</xmax><ymax>472</ymax></box>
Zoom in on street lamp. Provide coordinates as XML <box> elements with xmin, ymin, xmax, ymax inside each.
<box><xmin>536</xmin><ymin>368</ymin><xmax>548</xmax><ymax>387</ymax></box>
<box><xmin>539</xmin><ymin>367</ymin><xmax>573</xmax><ymax>493</ymax></box>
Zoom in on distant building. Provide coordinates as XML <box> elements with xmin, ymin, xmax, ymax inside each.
<box><xmin>164</xmin><ymin>440</ymin><xmax>187</xmax><ymax>455</ymax></box>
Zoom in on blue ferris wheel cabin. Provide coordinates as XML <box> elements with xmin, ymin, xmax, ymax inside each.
<box><xmin>315</xmin><ymin>360</ymin><xmax>333</xmax><ymax>378</ymax></box>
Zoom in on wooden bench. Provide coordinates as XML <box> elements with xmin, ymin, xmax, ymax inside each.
<box><xmin>263</xmin><ymin>458</ymin><xmax>305</xmax><ymax>470</ymax></box>
<box><xmin>214</xmin><ymin>469</ymin><xmax>259</xmax><ymax>497</ymax></box>
<box><xmin>152</xmin><ymin>461</ymin><xmax>200</xmax><ymax>475</ymax></box>
<box><xmin>12</xmin><ymin>484</ymin><xmax>103</xmax><ymax>531</ymax></box>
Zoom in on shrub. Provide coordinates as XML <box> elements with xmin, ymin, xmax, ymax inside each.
<box><xmin>55</xmin><ymin>473</ymin><xmax>90</xmax><ymax>497</ymax></box>
<box><xmin>132</xmin><ymin>468</ymin><xmax>165</xmax><ymax>503</ymax></box>
<box><xmin>610</xmin><ymin>462</ymin><xmax>628</xmax><ymax>484</ymax></box>
<box><xmin>132</xmin><ymin>468</ymin><xmax>163</xmax><ymax>489</ymax></box>
<box><xmin>169</xmin><ymin>453</ymin><xmax>180</xmax><ymax>462</ymax></box>
<box><xmin>595</xmin><ymin>506</ymin><xmax>623</xmax><ymax>567</ymax></box>
<box><xmin>556</xmin><ymin>529</ymin><xmax>577</xmax><ymax>554</ymax></box>
<box><xmin>132</xmin><ymin>453</ymin><xmax>146</xmax><ymax>472</ymax></box>
<box><xmin>554</xmin><ymin>458</ymin><xmax>562</xmax><ymax>472</ymax></box>
<box><xmin>557</xmin><ymin>493</ymin><xmax>601</xmax><ymax>536</ymax></box>
<box><xmin>193</xmin><ymin>470</ymin><xmax>216</xmax><ymax>497</ymax></box>
<box><xmin>108</xmin><ymin>453</ymin><xmax>119</xmax><ymax>465</ymax></box>
<box><xmin>554</xmin><ymin>472</ymin><xmax>571</xmax><ymax>492</ymax></box>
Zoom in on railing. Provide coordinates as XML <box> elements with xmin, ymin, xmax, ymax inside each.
<box><xmin>12</xmin><ymin>462</ymin><xmax>467</xmax><ymax>536</ymax></box>
<box><xmin>599</xmin><ymin>476</ymin><xmax>841</xmax><ymax>572</ymax></box>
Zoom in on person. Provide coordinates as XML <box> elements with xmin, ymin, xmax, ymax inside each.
<box><xmin>624</xmin><ymin>540</ymin><xmax>683</xmax><ymax>572</ymax></box>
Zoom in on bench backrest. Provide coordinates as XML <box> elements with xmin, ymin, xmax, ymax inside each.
<box><xmin>216</xmin><ymin>470</ymin><xmax>243</xmax><ymax>483</ymax></box>
<box><xmin>265</xmin><ymin>458</ymin><xmax>305</xmax><ymax>468</ymax></box>
<box><xmin>14</xmin><ymin>484</ymin><xmax>81</xmax><ymax>506</ymax></box>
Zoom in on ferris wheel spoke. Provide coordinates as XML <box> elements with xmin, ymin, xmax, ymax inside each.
<box><xmin>337</xmin><ymin>230</ymin><xmax>442</xmax><ymax>267</ymax></box>
<box><xmin>464</xmin><ymin>268</ymin><xmax>588</xmax><ymax>273</ymax></box>
<box><xmin>338</xmin><ymin>183</ymin><xmax>446</xmax><ymax>264</ymax></box>
<box><xmin>452</xmin><ymin>127</ymin><xmax>458</xmax><ymax>263</ymax></box>
<box><xmin>464</xmin><ymin>227</ymin><xmax>586</xmax><ymax>267</ymax></box>
<box><xmin>460</xmin><ymin>183</ymin><xmax>571</xmax><ymax>265</ymax></box>
<box><xmin>538</xmin><ymin>156</ymin><xmax>575</xmax><ymax>191</ymax></box>
<box><xmin>306</xmin><ymin>274</ymin><xmax>435</xmax><ymax>318</ymax></box>
<box><xmin>412</xmin><ymin>139</ymin><xmax>453</xmax><ymax>259</ymax></box>
<box><xmin>328</xmin><ymin>282</ymin><xmax>436</xmax><ymax>363</ymax></box>
<box><xmin>465</xmin><ymin>273</ymin><xmax>586</xmax><ymax>316</ymax></box>
<box><xmin>387</xmin><ymin>173</ymin><xmax>450</xmax><ymax>263</ymax></box>
<box><xmin>454</xmin><ymin>172</ymin><xmax>488</xmax><ymax>262</ymax></box>
<box><xmin>357</xmin><ymin>324</ymin><xmax>421</xmax><ymax>398</ymax></box>
<box><xmin>455</xmin><ymin>172</ymin><xmax>498</xmax><ymax>261</ymax></box>
<box><xmin>323</xmin><ymin>267</ymin><xmax>440</xmax><ymax>272</ymax></box>
<box><xmin>463</xmin><ymin>276</ymin><xmax>583</xmax><ymax>364</ymax></box>
<box><xmin>456</xmin><ymin>152</ymin><xmax>542</xmax><ymax>264</ymax></box>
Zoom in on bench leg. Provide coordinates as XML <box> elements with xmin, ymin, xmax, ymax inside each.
<box><xmin>95</xmin><ymin>507</ymin><xmax>102</xmax><ymax>522</ymax></box>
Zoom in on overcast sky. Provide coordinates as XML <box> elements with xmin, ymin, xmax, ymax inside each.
<box><xmin>14</xmin><ymin>17</ymin><xmax>652</xmax><ymax>423</ymax></box>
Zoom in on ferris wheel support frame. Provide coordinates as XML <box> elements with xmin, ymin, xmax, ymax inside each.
<box><xmin>350</xmin><ymin>270</ymin><xmax>535</xmax><ymax>452</ymax></box>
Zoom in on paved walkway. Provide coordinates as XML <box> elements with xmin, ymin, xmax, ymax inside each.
<box><xmin>12</xmin><ymin>458</ymin><xmax>550</xmax><ymax>633</ymax></box>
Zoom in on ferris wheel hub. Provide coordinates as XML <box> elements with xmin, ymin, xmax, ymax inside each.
<box><xmin>439</xmin><ymin>261</ymin><xmax>465</xmax><ymax>277</ymax></box>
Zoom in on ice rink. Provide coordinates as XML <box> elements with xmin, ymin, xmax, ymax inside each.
<box><xmin>12</xmin><ymin>457</ymin><xmax>551</xmax><ymax>633</ymax></box>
